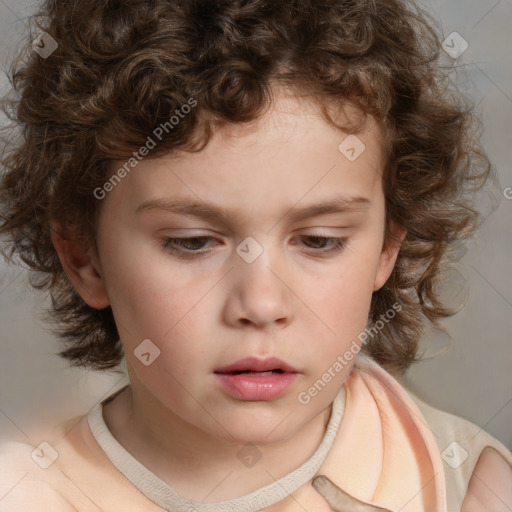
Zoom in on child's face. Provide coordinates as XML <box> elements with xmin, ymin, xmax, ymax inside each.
<box><xmin>87</xmin><ymin>94</ymin><xmax>401</xmax><ymax>444</ymax></box>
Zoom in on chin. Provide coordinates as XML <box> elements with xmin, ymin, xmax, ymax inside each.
<box><xmin>219</xmin><ymin>418</ymin><xmax>301</xmax><ymax>447</ymax></box>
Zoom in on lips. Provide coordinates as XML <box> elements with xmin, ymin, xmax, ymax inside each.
<box><xmin>214</xmin><ymin>356</ymin><xmax>299</xmax><ymax>374</ymax></box>
<box><xmin>213</xmin><ymin>357</ymin><xmax>300</xmax><ymax>401</ymax></box>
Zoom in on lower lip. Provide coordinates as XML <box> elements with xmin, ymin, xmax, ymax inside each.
<box><xmin>214</xmin><ymin>372</ymin><xmax>299</xmax><ymax>401</ymax></box>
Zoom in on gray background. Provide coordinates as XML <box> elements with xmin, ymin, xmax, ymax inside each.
<box><xmin>0</xmin><ymin>0</ymin><xmax>511</xmax><ymax>450</ymax></box>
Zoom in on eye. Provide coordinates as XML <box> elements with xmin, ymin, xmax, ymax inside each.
<box><xmin>297</xmin><ymin>235</ymin><xmax>346</xmax><ymax>254</ymax></box>
<box><xmin>160</xmin><ymin>234</ymin><xmax>347</xmax><ymax>259</ymax></box>
<box><xmin>161</xmin><ymin>236</ymin><xmax>215</xmax><ymax>257</ymax></box>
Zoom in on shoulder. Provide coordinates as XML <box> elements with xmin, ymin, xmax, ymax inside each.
<box><xmin>0</xmin><ymin>439</ymin><xmax>77</xmax><ymax>512</ymax></box>
<box><xmin>461</xmin><ymin>446</ymin><xmax>512</xmax><ymax>512</ymax></box>
<box><xmin>408</xmin><ymin>390</ymin><xmax>512</xmax><ymax>464</ymax></box>
<box><xmin>407</xmin><ymin>391</ymin><xmax>512</xmax><ymax>511</ymax></box>
<box><xmin>1</xmin><ymin>406</ymin><xmax>165</xmax><ymax>512</ymax></box>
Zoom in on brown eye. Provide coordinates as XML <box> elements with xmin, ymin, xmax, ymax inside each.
<box><xmin>299</xmin><ymin>236</ymin><xmax>346</xmax><ymax>253</ymax></box>
<box><xmin>161</xmin><ymin>236</ymin><xmax>216</xmax><ymax>257</ymax></box>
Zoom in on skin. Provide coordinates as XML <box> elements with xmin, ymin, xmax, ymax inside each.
<box><xmin>51</xmin><ymin>92</ymin><xmax>407</xmax><ymax>503</ymax></box>
<box><xmin>460</xmin><ymin>446</ymin><xmax>512</xmax><ymax>511</ymax></box>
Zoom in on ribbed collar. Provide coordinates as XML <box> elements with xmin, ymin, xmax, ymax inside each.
<box><xmin>88</xmin><ymin>385</ymin><xmax>346</xmax><ymax>512</ymax></box>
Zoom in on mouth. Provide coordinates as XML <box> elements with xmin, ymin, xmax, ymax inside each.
<box><xmin>213</xmin><ymin>359</ymin><xmax>299</xmax><ymax>401</ymax></box>
<box><xmin>227</xmin><ymin>369</ymin><xmax>285</xmax><ymax>375</ymax></box>
<box><xmin>214</xmin><ymin>358</ymin><xmax>299</xmax><ymax>402</ymax></box>
<box><xmin>213</xmin><ymin>357</ymin><xmax>299</xmax><ymax>375</ymax></box>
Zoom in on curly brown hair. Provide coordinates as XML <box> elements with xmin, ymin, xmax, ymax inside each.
<box><xmin>0</xmin><ymin>0</ymin><xmax>491</xmax><ymax>373</ymax></box>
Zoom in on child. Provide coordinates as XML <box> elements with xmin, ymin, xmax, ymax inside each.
<box><xmin>0</xmin><ymin>0</ymin><xmax>511</xmax><ymax>511</ymax></box>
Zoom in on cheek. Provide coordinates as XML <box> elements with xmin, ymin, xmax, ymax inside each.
<box><xmin>316</xmin><ymin>249</ymin><xmax>380</xmax><ymax>333</ymax></box>
<box><xmin>110</xmin><ymin>270</ymin><xmax>205</xmax><ymax>345</ymax></box>
<box><xmin>312</xmin><ymin>285</ymin><xmax>373</xmax><ymax>364</ymax></box>
<box><xmin>301</xmin><ymin>255</ymin><xmax>378</xmax><ymax>394</ymax></box>
<box><xmin>113</xmin><ymin>271</ymin><xmax>211</xmax><ymax>392</ymax></box>
<box><xmin>102</xmin><ymin>255</ymin><xmax>216</xmax><ymax>376</ymax></box>
<box><xmin>97</xmin><ymin>240</ymin><xmax>193</xmax><ymax>348</ymax></box>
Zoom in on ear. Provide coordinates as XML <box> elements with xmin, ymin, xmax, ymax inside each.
<box><xmin>373</xmin><ymin>222</ymin><xmax>407</xmax><ymax>292</ymax></box>
<box><xmin>50</xmin><ymin>222</ymin><xmax>110</xmax><ymax>309</ymax></box>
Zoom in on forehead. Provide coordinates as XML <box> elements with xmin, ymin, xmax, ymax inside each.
<box><xmin>103</xmin><ymin>94</ymin><xmax>386</xmax><ymax>223</ymax></box>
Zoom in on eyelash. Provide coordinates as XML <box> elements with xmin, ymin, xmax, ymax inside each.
<box><xmin>160</xmin><ymin>235</ymin><xmax>346</xmax><ymax>258</ymax></box>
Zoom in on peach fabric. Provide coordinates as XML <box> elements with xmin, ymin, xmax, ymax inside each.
<box><xmin>317</xmin><ymin>355</ymin><xmax>447</xmax><ymax>511</ymax></box>
<box><xmin>1</xmin><ymin>355</ymin><xmax>510</xmax><ymax>511</ymax></box>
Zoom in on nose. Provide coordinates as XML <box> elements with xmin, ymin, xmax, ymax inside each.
<box><xmin>222</xmin><ymin>242</ymin><xmax>294</xmax><ymax>330</ymax></box>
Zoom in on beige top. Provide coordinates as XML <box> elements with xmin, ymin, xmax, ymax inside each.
<box><xmin>0</xmin><ymin>355</ymin><xmax>511</xmax><ymax>511</ymax></box>
<box><xmin>411</xmin><ymin>392</ymin><xmax>512</xmax><ymax>511</ymax></box>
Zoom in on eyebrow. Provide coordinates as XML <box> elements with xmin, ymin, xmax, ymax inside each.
<box><xmin>136</xmin><ymin>195</ymin><xmax>371</xmax><ymax>224</ymax></box>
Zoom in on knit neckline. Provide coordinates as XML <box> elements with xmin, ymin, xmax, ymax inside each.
<box><xmin>87</xmin><ymin>385</ymin><xmax>346</xmax><ymax>512</ymax></box>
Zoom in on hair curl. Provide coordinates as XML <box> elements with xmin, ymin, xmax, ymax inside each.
<box><xmin>0</xmin><ymin>0</ymin><xmax>491</xmax><ymax>373</ymax></box>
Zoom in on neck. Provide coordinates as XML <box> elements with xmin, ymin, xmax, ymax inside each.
<box><xmin>102</xmin><ymin>383</ymin><xmax>334</xmax><ymax>502</ymax></box>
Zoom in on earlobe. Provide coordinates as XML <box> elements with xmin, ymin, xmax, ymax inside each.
<box><xmin>373</xmin><ymin>223</ymin><xmax>407</xmax><ymax>292</ymax></box>
<box><xmin>50</xmin><ymin>222</ymin><xmax>110</xmax><ymax>309</ymax></box>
